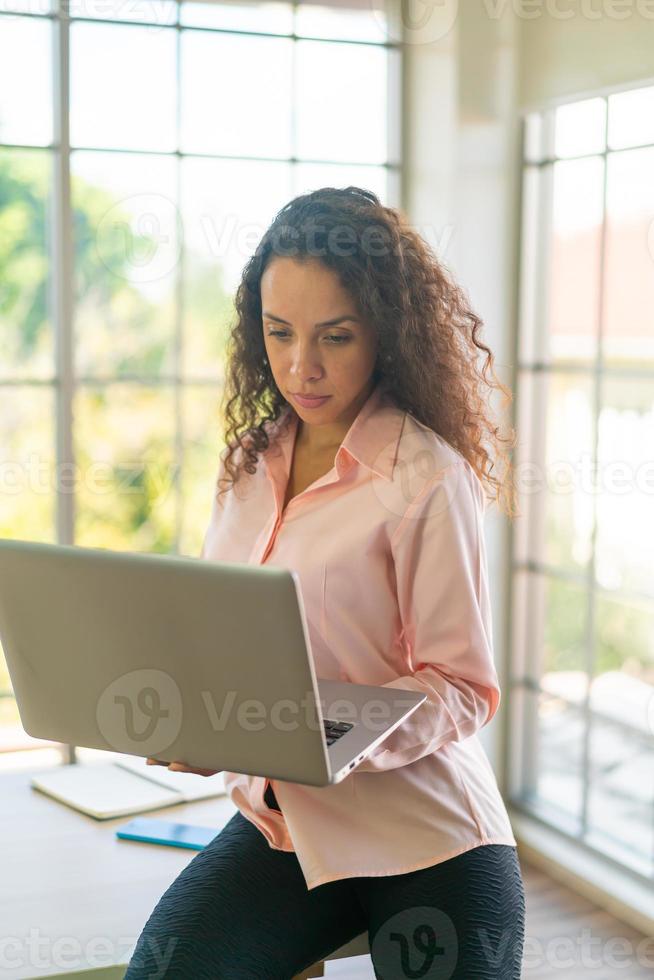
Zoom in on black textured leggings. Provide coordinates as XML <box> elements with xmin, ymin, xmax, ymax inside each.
<box><xmin>124</xmin><ymin>786</ymin><xmax>526</xmax><ymax>979</ymax></box>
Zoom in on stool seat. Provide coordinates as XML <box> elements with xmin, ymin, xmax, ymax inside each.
<box><xmin>292</xmin><ymin>930</ymin><xmax>370</xmax><ymax>979</ymax></box>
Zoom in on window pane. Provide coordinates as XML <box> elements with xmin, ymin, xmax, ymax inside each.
<box><xmin>180</xmin><ymin>0</ymin><xmax>292</xmax><ymax>33</ymax></box>
<box><xmin>74</xmin><ymin>385</ymin><xmax>176</xmax><ymax>552</ymax></box>
<box><xmin>0</xmin><ymin>148</ymin><xmax>54</xmax><ymax>380</ymax></box>
<box><xmin>516</xmin><ymin>571</ymin><xmax>590</xmax><ymax>825</ymax></box>
<box><xmin>71</xmin><ymin>150</ymin><xmax>179</xmax><ymax>378</ymax></box>
<box><xmin>541</xmin><ymin>576</ymin><xmax>590</xmax><ymax>680</ymax></box>
<box><xmin>70</xmin><ymin>22</ymin><xmax>177</xmax><ymax>152</ymax></box>
<box><xmin>180</xmin><ymin>31</ymin><xmax>293</xmax><ymax>157</ymax></box>
<box><xmin>0</xmin><ymin>15</ymin><xmax>52</xmax><ymax>146</ymax></box>
<box><xmin>295</xmin><ymin>0</ymin><xmax>387</xmax><ymax>42</ymax></box>
<box><xmin>181</xmin><ymin>156</ymin><xmax>291</xmax><ymax>375</ymax></box>
<box><xmin>179</xmin><ymin>385</ymin><xmax>223</xmax><ymax>557</ymax></box>
<box><xmin>587</xmin><ymin>597</ymin><xmax>654</xmax><ymax>875</ymax></box>
<box><xmin>0</xmin><ymin>680</ymin><xmax>58</xmax><ymax>763</ymax></box>
<box><xmin>1</xmin><ymin>642</ymin><xmax>59</xmax><ymax>761</ymax></box>
<box><xmin>513</xmin><ymin>569</ymin><xmax>590</xmax><ymax>687</ymax></box>
<box><xmin>554</xmin><ymin>97</ymin><xmax>606</xmax><ymax>159</ymax></box>
<box><xmin>0</xmin><ymin>688</ymin><xmax>21</xmax><ymax>749</ymax></box>
<box><xmin>72</xmin><ymin>0</ymin><xmax>177</xmax><ymax>24</ymax></box>
<box><xmin>546</xmin><ymin>157</ymin><xmax>604</xmax><ymax>363</ymax></box>
<box><xmin>525</xmin><ymin>685</ymin><xmax>586</xmax><ymax>833</ymax></box>
<box><xmin>519</xmin><ymin>158</ymin><xmax>603</xmax><ymax>365</ymax></box>
<box><xmin>509</xmin><ymin>569</ymin><xmax>530</xmax><ymax>684</ymax></box>
<box><xmin>293</xmin><ymin>162</ymin><xmax>387</xmax><ymax>202</ymax></box>
<box><xmin>0</xmin><ymin>0</ymin><xmax>51</xmax><ymax>11</ymax></box>
<box><xmin>517</xmin><ymin>371</ymin><xmax>595</xmax><ymax>573</ymax></box>
<box><xmin>607</xmin><ymin>84</ymin><xmax>654</xmax><ymax>151</ymax></box>
<box><xmin>603</xmin><ymin>147</ymin><xmax>654</xmax><ymax>367</ymax></box>
<box><xmin>596</xmin><ymin>594</ymin><xmax>654</xmax><ymax>681</ymax></box>
<box><xmin>587</xmin><ymin>734</ymin><xmax>653</xmax><ymax>877</ymax></box>
<box><xmin>295</xmin><ymin>39</ymin><xmax>387</xmax><ymax>164</ymax></box>
<box><xmin>543</xmin><ymin>372</ymin><xmax>595</xmax><ymax>572</ymax></box>
<box><xmin>0</xmin><ymin>647</ymin><xmax>10</xmax><ymax>696</ymax></box>
<box><xmin>595</xmin><ymin>374</ymin><xmax>654</xmax><ymax>598</ymax></box>
<box><xmin>0</xmin><ymin>386</ymin><xmax>56</xmax><ymax>542</ymax></box>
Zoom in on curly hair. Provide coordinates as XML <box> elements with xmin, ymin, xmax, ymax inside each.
<box><xmin>216</xmin><ymin>185</ymin><xmax>517</xmax><ymax>517</ymax></box>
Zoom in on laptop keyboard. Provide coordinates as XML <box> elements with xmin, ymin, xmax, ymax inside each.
<box><xmin>323</xmin><ymin>718</ymin><xmax>354</xmax><ymax>746</ymax></box>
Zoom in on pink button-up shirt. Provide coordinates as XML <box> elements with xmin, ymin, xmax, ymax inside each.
<box><xmin>200</xmin><ymin>382</ymin><xmax>517</xmax><ymax>890</ymax></box>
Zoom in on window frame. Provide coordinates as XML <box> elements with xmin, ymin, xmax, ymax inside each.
<box><xmin>507</xmin><ymin>92</ymin><xmax>654</xmax><ymax>886</ymax></box>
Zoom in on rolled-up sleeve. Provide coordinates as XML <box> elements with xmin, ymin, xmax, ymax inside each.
<box><xmin>356</xmin><ymin>459</ymin><xmax>500</xmax><ymax>773</ymax></box>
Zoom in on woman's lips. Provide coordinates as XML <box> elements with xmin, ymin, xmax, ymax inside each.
<box><xmin>292</xmin><ymin>393</ymin><xmax>332</xmax><ymax>409</ymax></box>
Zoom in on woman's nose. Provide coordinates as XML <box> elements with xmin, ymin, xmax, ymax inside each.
<box><xmin>290</xmin><ymin>349</ymin><xmax>325</xmax><ymax>380</ymax></box>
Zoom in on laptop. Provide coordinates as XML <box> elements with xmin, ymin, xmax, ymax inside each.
<box><xmin>0</xmin><ymin>539</ymin><xmax>426</xmax><ymax>787</ymax></box>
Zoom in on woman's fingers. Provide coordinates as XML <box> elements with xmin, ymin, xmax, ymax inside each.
<box><xmin>168</xmin><ymin>761</ymin><xmax>222</xmax><ymax>777</ymax></box>
<box><xmin>145</xmin><ymin>757</ymin><xmax>221</xmax><ymax>776</ymax></box>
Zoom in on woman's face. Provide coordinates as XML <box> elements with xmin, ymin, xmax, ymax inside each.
<box><xmin>260</xmin><ymin>256</ymin><xmax>379</xmax><ymax>437</ymax></box>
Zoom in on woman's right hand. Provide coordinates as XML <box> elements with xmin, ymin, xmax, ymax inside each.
<box><xmin>146</xmin><ymin>757</ymin><xmax>222</xmax><ymax>777</ymax></box>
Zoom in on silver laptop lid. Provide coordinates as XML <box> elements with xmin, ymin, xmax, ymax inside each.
<box><xmin>0</xmin><ymin>539</ymin><xmax>333</xmax><ymax>786</ymax></box>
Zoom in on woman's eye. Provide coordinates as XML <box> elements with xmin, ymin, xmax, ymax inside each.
<box><xmin>266</xmin><ymin>330</ymin><xmax>350</xmax><ymax>344</ymax></box>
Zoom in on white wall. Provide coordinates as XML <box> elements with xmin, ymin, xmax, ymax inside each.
<box><xmin>518</xmin><ymin>1</ymin><xmax>654</xmax><ymax>109</ymax></box>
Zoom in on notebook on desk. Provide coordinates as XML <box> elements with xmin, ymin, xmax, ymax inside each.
<box><xmin>30</xmin><ymin>755</ymin><xmax>227</xmax><ymax>820</ymax></box>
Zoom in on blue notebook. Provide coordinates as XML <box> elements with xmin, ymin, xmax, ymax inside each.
<box><xmin>116</xmin><ymin>815</ymin><xmax>220</xmax><ymax>850</ymax></box>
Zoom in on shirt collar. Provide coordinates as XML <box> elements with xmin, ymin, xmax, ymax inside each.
<box><xmin>266</xmin><ymin>383</ymin><xmax>406</xmax><ymax>483</ymax></box>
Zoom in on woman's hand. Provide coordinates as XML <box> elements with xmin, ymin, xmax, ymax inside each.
<box><xmin>146</xmin><ymin>757</ymin><xmax>222</xmax><ymax>777</ymax></box>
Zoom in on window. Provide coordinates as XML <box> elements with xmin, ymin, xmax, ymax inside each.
<box><xmin>0</xmin><ymin>0</ymin><xmax>401</xmax><ymax>768</ymax></box>
<box><xmin>509</xmin><ymin>90</ymin><xmax>654</xmax><ymax>883</ymax></box>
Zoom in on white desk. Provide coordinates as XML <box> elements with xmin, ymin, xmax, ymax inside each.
<box><xmin>0</xmin><ymin>767</ymin><xmax>239</xmax><ymax>980</ymax></box>
<box><xmin>0</xmin><ymin>768</ymin><xmax>371</xmax><ymax>980</ymax></box>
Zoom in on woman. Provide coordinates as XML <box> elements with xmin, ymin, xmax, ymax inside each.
<box><xmin>125</xmin><ymin>186</ymin><xmax>526</xmax><ymax>979</ymax></box>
